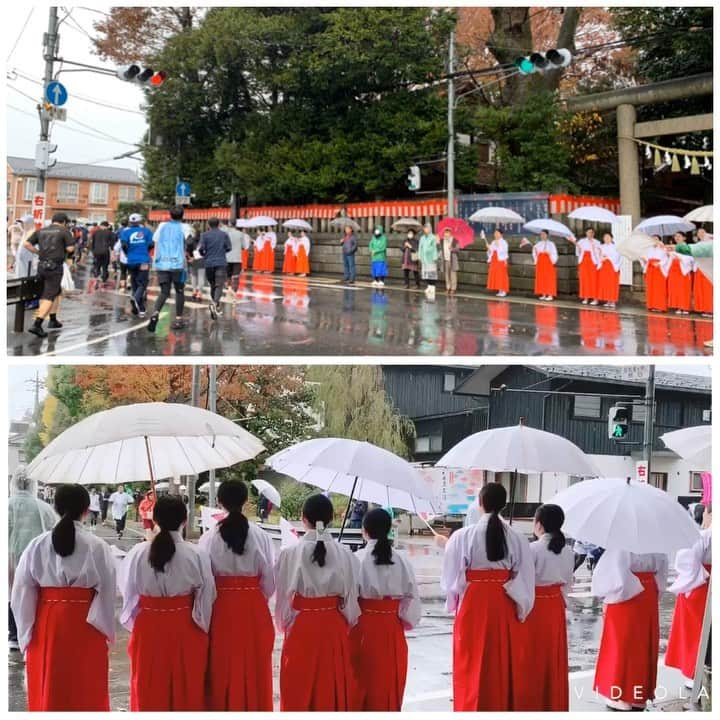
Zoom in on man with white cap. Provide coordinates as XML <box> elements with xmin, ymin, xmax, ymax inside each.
<box><xmin>118</xmin><ymin>213</ymin><xmax>155</xmax><ymax>318</ymax></box>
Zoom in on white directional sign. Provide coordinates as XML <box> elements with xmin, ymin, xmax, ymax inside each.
<box><xmin>175</xmin><ymin>195</ymin><xmax>191</xmax><ymax>206</ymax></box>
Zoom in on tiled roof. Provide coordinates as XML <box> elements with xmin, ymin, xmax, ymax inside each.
<box><xmin>7</xmin><ymin>156</ymin><xmax>141</xmax><ymax>184</ymax></box>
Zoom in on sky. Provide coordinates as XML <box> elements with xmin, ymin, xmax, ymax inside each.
<box><xmin>6</xmin><ymin>6</ymin><xmax>148</xmax><ymax>175</ymax></box>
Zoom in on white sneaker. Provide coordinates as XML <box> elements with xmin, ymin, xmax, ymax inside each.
<box><xmin>581</xmin><ymin>298</ymin><xmax>589</xmax><ymax>305</ymax></box>
<box><xmin>496</xmin><ymin>291</ymin><xmax>507</xmax><ymax>298</ymax></box>
<box><xmin>378</xmin><ymin>280</ymin><xmax>385</xmax><ymax>287</ymax></box>
<box><xmin>372</xmin><ymin>280</ymin><xmax>378</xmax><ymax>288</ymax></box>
<box><xmin>676</xmin><ymin>309</ymin><xmax>682</xmax><ymax>315</ymax></box>
<box><xmin>590</xmin><ymin>300</ymin><xmax>599</xmax><ymax>306</ymax></box>
<box><xmin>547</xmin><ymin>296</ymin><xmax>554</xmax><ymax>302</ymax></box>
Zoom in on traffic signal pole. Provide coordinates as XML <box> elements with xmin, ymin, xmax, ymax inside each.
<box><xmin>446</xmin><ymin>30</ymin><xmax>455</xmax><ymax>218</ymax></box>
<box><xmin>642</xmin><ymin>366</ymin><xmax>656</xmax><ymax>480</ymax></box>
<box><xmin>38</xmin><ymin>7</ymin><xmax>59</xmax><ymax>193</ymax></box>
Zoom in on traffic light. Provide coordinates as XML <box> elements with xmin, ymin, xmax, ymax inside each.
<box><xmin>608</xmin><ymin>404</ymin><xmax>630</xmax><ymax>440</ymax></box>
<box><xmin>117</xmin><ymin>65</ymin><xmax>167</xmax><ymax>87</ymax></box>
<box><xmin>406</xmin><ymin>165</ymin><xmax>421</xmax><ymax>191</ymax></box>
<box><xmin>35</xmin><ymin>141</ymin><xmax>57</xmax><ymax>171</ymax></box>
<box><xmin>515</xmin><ymin>48</ymin><xmax>572</xmax><ymax>75</ymax></box>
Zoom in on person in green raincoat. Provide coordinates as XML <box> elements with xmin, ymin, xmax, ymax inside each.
<box><xmin>369</xmin><ymin>225</ymin><xmax>388</xmax><ymax>287</ymax></box>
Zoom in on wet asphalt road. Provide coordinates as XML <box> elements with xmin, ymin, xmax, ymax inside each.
<box><xmin>8</xmin><ymin>528</ymin><xmax>682</xmax><ymax>712</ymax></box>
<box><xmin>8</xmin><ymin>269</ymin><xmax>712</xmax><ymax>357</ymax></box>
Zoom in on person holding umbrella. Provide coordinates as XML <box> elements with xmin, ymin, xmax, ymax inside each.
<box><xmin>401</xmin><ymin>229</ymin><xmax>421</xmax><ymax>289</ymax></box>
<box><xmin>282</xmin><ymin>231</ymin><xmax>297</xmax><ymax>275</ymax></box>
<box><xmin>596</xmin><ymin>232</ymin><xmax>622</xmax><ymax>309</ymax></box>
<box><xmin>440</xmin><ymin>482</ymin><xmax>534</xmax><ymax>711</ymax></box>
<box><xmin>296</xmin><ymin>230</ymin><xmax>311</xmax><ymax>276</ymax></box>
<box><xmin>252</xmin><ymin>229</ymin><xmax>266</xmax><ymax>273</ymax></box>
<box><xmin>11</xmin><ymin>485</ymin><xmax>116</xmax><ymax>711</ymax></box>
<box><xmin>667</xmin><ymin>232</ymin><xmax>694</xmax><ymax>315</ymax></box>
<box><xmin>568</xmin><ymin>228</ymin><xmax>601</xmax><ymax>304</ymax></box>
<box><xmin>532</xmin><ymin>230</ymin><xmax>559</xmax><ymax>301</ymax></box>
<box><xmin>640</xmin><ymin>236</ymin><xmax>670</xmax><ymax>312</ymax></box>
<box><xmin>369</xmin><ymin>225</ymin><xmax>388</xmax><ymax>287</ymax></box>
<box><xmin>351</xmin><ymin>508</ymin><xmax>421</xmax><ymax>711</ymax></box>
<box><xmin>199</xmin><ymin>481</ymin><xmax>275</xmax><ymax>711</ymax></box>
<box><xmin>275</xmin><ymin>493</ymin><xmax>360</xmax><ymax>711</ymax></box>
<box><xmin>486</xmin><ymin>229</ymin><xmax>509</xmax><ymax>298</ymax></box>
<box><xmin>439</xmin><ymin>227</ymin><xmax>460</xmax><ymax>295</ymax></box>
<box><xmin>120</xmin><ymin>495</ymin><xmax>216</xmax><ymax>710</ymax></box>
<box><xmin>418</xmin><ymin>223</ymin><xmax>439</xmax><ymax>299</ymax></box>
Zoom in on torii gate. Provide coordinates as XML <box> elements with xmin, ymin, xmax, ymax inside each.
<box><xmin>567</xmin><ymin>72</ymin><xmax>712</xmax><ymax>225</ymax></box>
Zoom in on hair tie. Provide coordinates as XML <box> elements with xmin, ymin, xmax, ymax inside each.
<box><xmin>316</xmin><ymin>521</ymin><xmax>325</xmax><ymax>533</ymax></box>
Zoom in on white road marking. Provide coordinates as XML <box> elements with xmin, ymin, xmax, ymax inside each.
<box><xmin>39</xmin><ymin>320</ymin><xmax>150</xmax><ymax>357</ymax></box>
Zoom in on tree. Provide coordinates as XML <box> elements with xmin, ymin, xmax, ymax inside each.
<box><xmin>308</xmin><ymin>366</ymin><xmax>415</xmax><ymax>458</ymax></box>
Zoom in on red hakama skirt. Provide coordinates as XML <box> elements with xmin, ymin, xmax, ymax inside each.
<box><xmin>694</xmin><ymin>271</ymin><xmax>713</xmax><ymax>314</ymax></box>
<box><xmin>534</xmin><ymin>253</ymin><xmax>557</xmax><ymax>297</ymax></box>
<box><xmin>453</xmin><ymin>569</ymin><xmax>526</xmax><ymax>711</ymax></box>
<box><xmin>282</xmin><ymin>249</ymin><xmax>297</xmax><ymax>274</ymax></box>
<box><xmin>578</xmin><ymin>253</ymin><xmax>598</xmax><ymax>300</ymax></box>
<box><xmin>579</xmin><ymin>308</ymin><xmax>601</xmax><ymax>349</ymax></box>
<box><xmin>128</xmin><ymin>594</ymin><xmax>209</xmax><ymax>711</ymax></box>
<box><xmin>488</xmin><ymin>300</ymin><xmax>510</xmax><ymax>339</ymax></box>
<box><xmin>252</xmin><ymin>246</ymin><xmax>263</xmax><ymax>272</ymax></box>
<box><xmin>597</xmin><ymin>259</ymin><xmax>620</xmax><ymax>303</ymax></box>
<box><xmin>206</xmin><ymin>576</ymin><xmax>274</xmax><ymax>711</ymax></box>
<box><xmin>262</xmin><ymin>244</ymin><xmax>275</xmax><ymax>273</ymax></box>
<box><xmin>296</xmin><ymin>245</ymin><xmax>310</xmax><ymax>275</ymax></box>
<box><xmin>515</xmin><ymin>584</ymin><xmax>568</xmax><ymax>711</ymax></box>
<box><xmin>487</xmin><ymin>258</ymin><xmax>509</xmax><ymax>293</ymax></box>
<box><xmin>26</xmin><ymin>587</ymin><xmax>110</xmax><ymax>712</ymax></box>
<box><xmin>668</xmin><ymin>260</ymin><xmax>692</xmax><ymax>311</ymax></box>
<box><xmin>594</xmin><ymin>572</ymin><xmax>659</xmax><ymax>705</ymax></box>
<box><xmin>645</xmin><ymin>261</ymin><xmax>668</xmax><ymax>311</ymax></box>
<box><xmin>241</xmin><ymin>248</ymin><xmax>249</xmax><ymax>270</ymax></box>
<box><xmin>280</xmin><ymin>594</ymin><xmax>356</xmax><ymax>711</ymax></box>
<box><xmin>665</xmin><ymin>565</ymin><xmax>711</xmax><ymax>679</ymax></box>
<box><xmin>351</xmin><ymin>597</ymin><xmax>407</xmax><ymax>711</ymax></box>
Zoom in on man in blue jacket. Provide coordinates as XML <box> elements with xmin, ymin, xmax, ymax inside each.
<box><xmin>148</xmin><ymin>206</ymin><xmax>192</xmax><ymax>332</ymax></box>
<box><xmin>198</xmin><ymin>217</ymin><xmax>232</xmax><ymax>319</ymax></box>
<box><xmin>119</xmin><ymin>213</ymin><xmax>154</xmax><ymax>317</ymax></box>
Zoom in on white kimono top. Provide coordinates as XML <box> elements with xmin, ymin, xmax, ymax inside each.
<box><xmin>198</xmin><ymin>522</ymin><xmax>276</xmax><ymax>600</ymax></box>
<box><xmin>576</xmin><ymin>237</ymin><xmax>601</xmax><ymax>264</ymax></box>
<box><xmin>440</xmin><ymin>514</ymin><xmax>535</xmax><ymax>621</ymax></box>
<box><xmin>530</xmin><ymin>534</ymin><xmax>575</xmax><ymax>605</ymax></box>
<box><xmin>274</xmin><ymin>530</ymin><xmax>360</xmax><ymax>633</ymax></box>
<box><xmin>284</xmin><ymin>237</ymin><xmax>298</xmax><ymax>255</ymax></box>
<box><xmin>487</xmin><ymin>237</ymin><xmax>509</xmax><ymax>263</ymax></box>
<box><xmin>598</xmin><ymin>242</ymin><xmax>622</xmax><ymax>271</ymax></box>
<box><xmin>669</xmin><ymin>528</ymin><xmax>711</xmax><ymax>597</ymax></box>
<box><xmin>532</xmin><ymin>239</ymin><xmax>558</xmax><ymax>266</ymax></box>
<box><xmin>254</xmin><ymin>233</ymin><xmax>267</xmax><ymax>251</ymax></box>
<box><xmin>353</xmin><ymin>540</ymin><xmax>422</xmax><ymax>629</ymax></box>
<box><xmin>669</xmin><ymin>252</ymin><xmax>695</xmax><ymax>276</ymax></box>
<box><xmin>11</xmin><ymin>522</ymin><xmax>117</xmax><ymax>652</ymax></box>
<box><xmin>119</xmin><ymin>531</ymin><xmax>216</xmax><ymax>632</ymax></box>
<box><xmin>298</xmin><ymin>233</ymin><xmax>311</xmax><ymax>254</ymax></box>
<box><xmin>591</xmin><ymin>550</ymin><xmax>668</xmax><ymax>604</ymax></box>
<box><xmin>266</xmin><ymin>231</ymin><xmax>277</xmax><ymax>249</ymax></box>
<box><xmin>641</xmin><ymin>246</ymin><xmax>670</xmax><ymax>277</ymax></box>
<box><xmin>240</xmin><ymin>231</ymin><xmax>252</xmax><ymax>251</ymax></box>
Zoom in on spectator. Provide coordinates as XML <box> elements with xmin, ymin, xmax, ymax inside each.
<box><xmin>341</xmin><ymin>224</ymin><xmax>358</xmax><ymax>284</ymax></box>
<box><xmin>439</xmin><ymin>227</ymin><xmax>460</xmax><ymax>295</ymax></box>
<box><xmin>369</xmin><ymin>225</ymin><xmax>388</xmax><ymax>287</ymax></box>
<box><xmin>349</xmin><ymin>500</ymin><xmax>368</xmax><ymax>529</ymax></box>
<box><xmin>401</xmin><ymin>230</ymin><xmax>420</xmax><ymax>289</ymax></box>
<box><xmin>418</xmin><ymin>224</ymin><xmax>439</xmax><ymax>300</ymax></box>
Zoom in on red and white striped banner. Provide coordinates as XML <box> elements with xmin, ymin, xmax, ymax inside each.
<box><xmin>549</xmin><ymin>194</ymin><xmax>620</xmax><ymax>215</ymax></box>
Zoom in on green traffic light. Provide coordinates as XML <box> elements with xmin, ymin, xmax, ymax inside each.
<box><xmin>515</xmin><ymin>57</ymin><xmax>535</xmax><ymax>75</ymax></box>
<box><xmin>613</xmin><ymin>425</ymin><xmax>626</xmax><ymax>438</ymax></box>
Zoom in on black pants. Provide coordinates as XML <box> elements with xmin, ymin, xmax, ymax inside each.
<box><xmin>101</xmin><ymin>500</ymin><xmax>109</xmax><ymax>522</ymax></box>
<box><xmin>129</xmin><ymin>265</ymin><xmax>149</xmax><ymax>312</ymax></box>
<box><xmin>89</xmin><ymin>510</ymin><xmax>99</xmax><ymax>526</ymax></box>
<box><xmin>403</xmin><ymin>269</ymin><xmax>420</xmax><ymax>287</ymax></box>
<box><xmin>115</xmin><ymin>514</ymin><xmax>127</xmax><ymax>534</ymax></box>
<box><xmin>8</xmin><ymin>603</ymin><xmax>17</xmax><ymax>642</ymax></box>
<box><xmin>154</xmin><ymin>269</ymin><xmax>185</xmax><ymax>317</ymax></box>
<box><xmin>205</xmin><ymin>266</ymin><xmax>227</xmax><ymax>305</ymax></box>
<box><xmin>93</xmin><ymin>253</ymin><xmax>110</xmax><ymax>281</ymax></box>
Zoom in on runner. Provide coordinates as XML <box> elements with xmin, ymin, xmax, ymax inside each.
<box><xmin>198</xmin><ymin>217</ymin><xmax>231</xmax><ymax>320</ymax></box>
<box><xmin>119</xmin><ymin>214</ymin><xmax>154</xmax><ymax>318</ymax></box>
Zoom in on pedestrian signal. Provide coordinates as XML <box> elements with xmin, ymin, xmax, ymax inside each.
<box><xmin>608</xmin><ymin>404</ymin><xmax>630</xmax><ymax>440</ymax></box>
<box><xmin>514</xmin><ymin>48</ymin><xmax>572</xmax><ymax>75</ymax></box>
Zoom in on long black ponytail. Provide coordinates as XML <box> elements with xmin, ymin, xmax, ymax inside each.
<box><xmin>302</xmin><ymin>494</ymin><xmax>334</xmax><ymax>567</ymax></box>
<box><xmin>534</xmin><ymin>503</ymin><xmax>566</xmax><ymax>555</ymax></box>
<box><xmin>149</xmin><ymin>496</ymin><xmax>186</xmax><ymax>572</ymax></box>
<box><xmin>52</xmin><ymin>485</ymin><xmax>90</xmax><ymax>557</ymax></box>
<box><xmin>363</xmin><ymin>508</ymin><xmax>394</xmax><ymax>565</ymax></box>
<box><xmin>480</xmin><ymin>482</ymin><xmax>508</xmax><ymax>562</ymax></box>
<box><xmin>217</xmin><ymin>481</ymin><xmax>250</xmax><ymax>555</ymax></box>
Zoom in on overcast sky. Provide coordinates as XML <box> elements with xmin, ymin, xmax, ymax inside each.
<box><xmin>6</xmin><ymin>6</ymin><xmax>147</xmax><ymax>174</ymax></box>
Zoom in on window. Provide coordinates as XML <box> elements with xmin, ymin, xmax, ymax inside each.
<box><xmin>573</xmin><ymin>395</ymin><xmax>601</xmax><ymax>419</ymax></box>
<box><xmin>702</xmin><ymin>409</ymin><xmax>711</xmax><ymax>422</ymax></box>
<box><xmin>689</xmin><ymin>472</ymin><xmax>705</xmax><ymax>493</ymax></box>
<box><xmin>88</xmin><ymin>212</ymin><xmax>108</xmax><ymax>223</ymax></box>
<box><xmin>632</xmin><ymin>404</ymin><xmax>647</xmax><ymax>423</ymax></box>
<box><xmin>23</xmin><ymin>177</ymin><xmax>37</xmax><ymax>201</ymax></box>
<box><xmin>494</xmin><ymin>472</ymin><xmax>528</xmax><ymax>502</ymax></box>
<box><xmin>415</xmin><ymin>433</ymin><xmax>442</xmax><ymax>454</ymax></box>
<box><xmin>443</xmin><ymin>372</ymin><xmax>456</xmax><ymax>392</ymax></box>
<box><xmin>90</xmin><ymin>182</ymin><xmax>108</xmax><ymax>204</ymax></box>
<box><xmin>649</xmin><ymin>472</ymin><xmax>668</xmax><ymax>492</ymax></box>
<box><xmin>57</xmin><ymin>181</ymin><xmax>79</xmax><ymax>201</ymax></box>
<box><xmin>118</xmin><ymin>185</ymin><xmax>137</xmax><ymax>202</ymax></box>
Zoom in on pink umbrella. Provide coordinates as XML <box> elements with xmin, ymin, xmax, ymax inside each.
<box><xmin>437</xmin><ymin>217</ymin><xmax>475</xmax><ymax>248</ymax></box>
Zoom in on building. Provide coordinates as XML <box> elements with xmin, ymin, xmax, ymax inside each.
<box><xmin>8</xmin><ymin>418</ymin><xmax>30</xmax><ymax>480</ymax></box>
<box><xmin>6</xmin><ymin>156</ymin><xmax>142</xmax><ymax>224</ymax></box>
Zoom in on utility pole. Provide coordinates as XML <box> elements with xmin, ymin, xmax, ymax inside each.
<box><xmin>446</xmin><ymin>29</ymin><xmax>456</xmax><ymax>218</ymax></box>
<box><xmin>38</xmin><ymin>7</ymin><xmax>59</xmax><ymax>193</ymax></box>
<box><xmin>186</xmin><ymin>365</ymin><xmax>201</xmax><ymax>537</ymax></box>
<box><xmin>642</xmin><ymin>366</ymin><xmax>656</xmax><ymax>480</ymax></box>
<box><xmin>208</xmin><ymin>365</ymin><xmax>217</xmax><ymax>509</ymax></box>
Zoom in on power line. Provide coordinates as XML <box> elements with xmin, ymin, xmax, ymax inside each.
<box><xmin>6</xmin><ymin>8</ymin><xmax>34</xmax><ymax>63</ymax></box>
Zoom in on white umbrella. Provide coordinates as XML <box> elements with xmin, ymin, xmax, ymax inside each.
<box><xmin>660</xmin><ymin>426</ymin><xmax>711</xmax><ymax>468</ymax></box>
<box><xmin>634</xmin><ymin>215</ymin><xmax>695</xmax><ymax>237</ymax></box>
<box><xmin>615</xmin><ymin>230</ymin><xmax>659</xmax><ymax>262</ymax></box>
<box><xmin>568</xmin><ymin>206</ymin><xmax>618</xmax><ymax>223</ymax></box>
<box><xmin>523</xmin><ymin>218</ymin><xmax>574</xmax><ymax>238</ymax></box>
<box><xmin>282</xmin><ymin>219</ymin><xmax>312</xmax><ymax>231</ymax></box>
<box><xmin>551</xmin><ymin>477</ymin><xmax>701</xmax><ymax>554</ymax></box>
<box><xmin>27</xmin><ymin>402</ymin><xmax>265</xmax><ymax>487</ymax></box>
<box><xmin>683</xmin><ymin>205</ymin><xmax>713</xmax><ymax>224</ymax></box>
<box><xmin>251</xmin><ymin>478</ymin><xmax>282</xmax><ymax>507</ymax></box>
<box><xmin>235</xmin><ymin>218</ymin><xmax>255</xmax><ymax>228</ymax></box>
<box><xmin>330</xmin><ymin>217</ymin><xmax>361</xmax><ymax>231</ymax></box>
<box><xmin>469</xmin><ymin>207</ymin><xmax>526</xmax><ymax>224</ymax></box>
<box><xmin>391</xmin><ymin>217</ymin><xmax>423</xmax><ymax>231</ymax></box>
<box><xmin>247</xmin><ymin>215</ymin><xmax>278</xmax><ymax>227</ymax></box>
<box><xmin>266</xmin><ymin>438</ymin><xmax>438</xmax><ymax>535</ymax></box>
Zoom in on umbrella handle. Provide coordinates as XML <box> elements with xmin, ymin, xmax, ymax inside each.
<box><xmin>338</xmin><ymin>476</ymin><xmax>359</xmax><ymax>542</ymax></box>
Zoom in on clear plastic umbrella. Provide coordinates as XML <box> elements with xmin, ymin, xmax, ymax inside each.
<box><xmin>683</xmin><ymin>206</ymin><xmax>713</xmax><ymax>224</ymax></box>
<box><xmin>391</xmin><ymin>218</ymin><xmax>423</xmax><ymax>231</ymax></box>
<box><xmin>522</xmin><ymin>218</ymin><xmax>575</xmax><ymax>238</ymax></box>
<box><xmin>615</xmin><ymin>230</ymin><xmax>658</xmax><ymax>262</ymax></box>
<box><xmin>469</xmin><ymin>207</ymin><xmax>526</xmax><ymax>224</ymax></box>
<box><xmin>282</xmin><ymin>219</ymin><xmax>312</xmax><ymax>231</ymax></box>
<box><xmin>660</xmin><ymin>426</ymin><xmax>711</xmax><ymax>468</ymax></box>
<box><xmin>330</xmin><ymin>218</ymin><xmax>361</xmax><ymax>231</ymax></box>
<box><xmin>247</xmin><ymin>215</ymin><xmax>278</xmax><ymax>227</ymax></box>
<box><xmin>568</xmin><ymin>206</ymin><xmax>619</xmax><ymax>223</ymax></box>
<box><xmin>634</xmin><ymin>215</ymin><xmax>695</xmax><ymax>236</ymax></box>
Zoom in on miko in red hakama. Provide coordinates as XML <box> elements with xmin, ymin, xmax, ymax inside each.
<box><xmin>645</xmin><ymin>261</ymin><xmax>668</xmax><ymax>312</ymax></box>
<box><xmin>534</xmin><ymin>253</ymin><xmax>557</xmax><ymax>298</ymax></box>
<box><xmin>252</xmin><ymin>242</ymin><xmax>263</xmax><ymax>272</ymax></box>
<box><xmin>694</xmin><ymin>270</ymin><xmax>713</xmax><ymax>314</ymax></box>
<box><xmin>453</xmin><ymin>569</ymin><xmax>527</xmax><ymax>711</ymax></box>
<box><xmin>487</xmin><ymin>257</ymin><xmax>509</xmax><ymax>294</ymax></box>
<box><xmin>282</xmin><ymin>244</ymin><xmax>297</xmax><ymax>275</ymax></box>
<box><xmin>597</xmin><ymin>259</ymin><xmax>620</xmax><ymax>304</ymax></box>
<box><xmin>515</xmin><ymin>584</ymin><xmax>568</xmax><ymax>711</ymax></box>
<box><xmin>665</xmin><ymin>564</ymin><xmax>711</xmax><ymax>679</ymax></box>
<box><xmin>296</xmin><ymin>243</ymin><xmax>310</xmax><ymax>275</ymax></box>
<box><xmin>667</xmin><ymin>258</ymin><xmax>692</xmax><ymax>312</ymax></box>
<box><xmin>26</xmin><ymin>587</ymin><xmax>110</xmax><ymax>711</ymax></box>
<box><xmin>351</xmin><ymin>597</ymin><xmax>407</xmax><ymax>711</ymax></box>
<box><xmin>241</xmin><ymin>248</ymin><xmax>249</xmax><ymax>271</ymax></box>
<box><xmin>262</xmin><ymin>242</ymin><xmax>275</xmax><ymax>273</ymax></box>
<box><xmin>128</xmin><ymin>594</ymin><xmax>209</xmax><ymax>711</ymax></box>
<box><xmin>594</xmin><ymin>572</ymin><xmax>659</xmax><ymax>705</ymax></box>
<box><xmin>280</xmin><ymin>595</ymin><xmax>356</xmax><ymax>711</ymax></box>
<box><xmin>206</xmin><ymin>576</ymin><xmax>274</xmax><ymax>711</ymax></box>
<box><xmin>578</xmin><ymin>253</ymin><xmax>598</xmax><ymax>301</ymax></box>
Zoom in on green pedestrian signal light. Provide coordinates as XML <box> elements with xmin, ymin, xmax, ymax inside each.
<box><xmin>515</xmin><ymin>57</ymin><xmax>535</xmax><ymax>75</ymax></box>
<box><xmin>613</xmin><ymin>424</ymin><xmax>627</xmax><ymax>439</ymax></box>
<box><xmin>608</xmin><ymin>404</ymin><xmax>630</xmax><ymax>440</ymax></box>
<box><xmin>514</xmin><ymin>48</ymin><xmax>572</xmax><ymax>76</ymax></box>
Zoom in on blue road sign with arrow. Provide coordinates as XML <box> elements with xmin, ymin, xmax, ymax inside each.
<box><xmin>176</xmin><ymin>181</ymin><xmax>191</xmax><ymax>197</ymax></box>
<box><xmin>45</xmin><ymin>81</ymin><xmax>68</xmax><ymax>107</ymax></box>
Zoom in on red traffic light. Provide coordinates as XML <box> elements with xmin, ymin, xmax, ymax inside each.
<box><xmin>150</xmin><ymin>71</ymin><xmax>167</xmax><ymax>87</ymax></box>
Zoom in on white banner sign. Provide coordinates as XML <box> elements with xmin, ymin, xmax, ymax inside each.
<box><xmin>635</xmin><ymin>461</ymin><xmax>649</xmax><ymax>483</ymax></box>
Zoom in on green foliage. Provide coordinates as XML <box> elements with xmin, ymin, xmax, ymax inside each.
<box><xmin>279</xmin><ymin>481</ymin><xmax>316</xmax><ymax>520</ymax></box>
<box><xmin>116</xmin><ymin>202</ymin><xmax>154</xmax><ymax>225</ymax></box>
<box><xmin>475</xmin><ymin>91</ymin><xmax>576</xmax><ymax>194</ymax></box>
